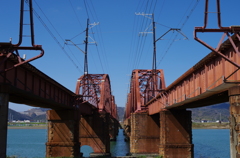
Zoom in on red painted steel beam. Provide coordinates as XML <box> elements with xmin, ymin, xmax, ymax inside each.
<box><xmin>0</xmin><ymin>53</ymin><xmax>80</xmax><ymax>109</ymax></box>
<box><xmin>146</xmin><ymin>35</ymin><xmax>240</xmax><ymax>115</ymax></box>
<box><xmin>75</xmin><ymin>74</ymin><xmax>118</xmax><ymax>119</ymax></box>
<box><xmin>124</xmin><ymin>69</ymin><xmax>166</xmax><ymax>119</ymax></box>
<box><xmin>144</xmin><ymin>0</ymin><xmax>240</xmax><ymax>115</ymax></box>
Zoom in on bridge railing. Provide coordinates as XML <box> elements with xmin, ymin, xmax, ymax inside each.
<box><xmin>146</xmin><ymin>35</ymin><xmax>240</xmax><ymax>114</ymax></box>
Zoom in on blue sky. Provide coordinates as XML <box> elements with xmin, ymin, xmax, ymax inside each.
<box><xmin>1</xmin><ymin>0</ymin><xmax>239</xmax><ymax>112</ymax></box>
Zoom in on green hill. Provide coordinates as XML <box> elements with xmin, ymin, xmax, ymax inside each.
<box><xmin>189</xmin><ymin>102</ymin><xmax>229</xmax><ymax>122</ymax></box>
<box><xmin>8</xmin><ymin>102</ymin><xmax>230</xmax><ymax>123</ymax></box>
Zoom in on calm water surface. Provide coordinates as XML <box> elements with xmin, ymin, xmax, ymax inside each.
<box><xmin>192</xmin><ymin>129</ymin><xmax>230</xmax><ymax>158</ymax></box>
<box><xmin>7</xmin><ymin>129</ymin><xmax>229</xmax><ymax>158</ymax></box>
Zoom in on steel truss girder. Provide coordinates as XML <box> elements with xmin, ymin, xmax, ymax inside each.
<box><xmin>194</xmin><ymin>0</ymin><xmax>240</xmax><ymax>80</ymax></box>
<box><xmin>75</xmin><ymin>74</ymin><xmax>117</xmax><ymax>119</ymax></box>
<box><xmin>124</xmin><ymin>69</ymin><xmax>166</xmax><ymax>119</ymax></box>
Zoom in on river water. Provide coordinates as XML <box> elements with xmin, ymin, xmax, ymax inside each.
<box><xmin>7</xmin><ymin>128</ymin><xmax>229</xmax><ymax>158</ymax></box>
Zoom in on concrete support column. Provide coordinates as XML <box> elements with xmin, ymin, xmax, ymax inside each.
<box><xmin>159</xmin><ymin>109</ymin><xmax>193</xmax><ymax>158</ymax></box>
<box><xmin>109</xmin><ymin>117</ymin><xmax>115</xmax><ymax>141</ymax></box>
<box><xmin>123</xmin><ymin>118</ymin><xmax>131</xmax><ymax>141</ymax></box>
<box><xmin>46</xmin><ymin>109</ymin><xmax>80</xmax><ymax>157</ymax></box>
<box><xmin>114</xmin><ymin>119</ymin><xmax>119</xmax><ymax>136</ymax></box>
<box><xmin>109</xmin><ymin>118</ymin><xmax>119</xmax><ymax>141</ymax></box>
<box><xmin>130</xmin><ymin>112</ymin><xmax>160</xmax><ymax>156</ymax></box>
<box><xmin>229</xmin><ymin>86</ymin><xmax>240</xmax><ymax>158</ymax></box>
<box><xmin>0</xmin><ymin>93</ymin><xmax>9</xmax><ymax>158</ymax></box>
<box><xmin>80</xmin><ymin>112</ymin><xmax>111</xmax><ymax>157</ymax></box>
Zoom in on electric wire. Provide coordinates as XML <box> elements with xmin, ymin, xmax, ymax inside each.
<box><xmin>132</xmin><ymin>0</ymin><xmax>151</xmax><ymax>69</ymax></box>
<box><xmin>88</xmin><ymin>0</ymin><xmax>110</xmax><ymax>74</ymax></box>
<box><xmin>70</xmin><ymin>30</ymin><xmax>86</xmax><ymax>40</ymax></box>
<box><xmin>83</xmin><ymin>0</ymin><xmax>90</xmax><ymax>18</ymax></box>
<box><xmin>131</xmin><ymin>0</ymin><xmax>157</xmax><ymax>70</ymax></box>
<box><xmin>91</xmin><ymin>27</ymin><xmax>105</xmax><ymax>73</ymax></box>
<box><xmin>82</xmin><ymin>0</ymin><xmax>108</xmax><ymax>74</ymax></box>
<box><xmin>68</xmin><ymin>0</ymin><xmax>84</xmax><ymax>30</ymax></box>
<box><xmin>156</xmin><ymin>0</ymin><xmax>166</xmax><ymax>22</ymax></box>
<box><xmin>156</xmin><ymin>0</ymin><xmax>200</xmax><ymax>68</ymax></box>
<box><xmin>32</xmin><ymin>0</ymin><xmax>83</xmax><ymax>73</ymax></box>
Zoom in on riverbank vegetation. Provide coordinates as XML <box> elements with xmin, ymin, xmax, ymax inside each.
<box><xmin>8</xmin><ymin>122</ymin><xmax>47</xmax><ymax>129</ymax></box>
<box><xmin>192</xmin><ymin>122</ymin><xmax>229</xmax><ymax>129</ymax></box>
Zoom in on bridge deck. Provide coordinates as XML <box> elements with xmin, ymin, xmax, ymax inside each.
<box><xmin>0</xmin><ymin>53</ymin><xmax>80</xmax><ymax>109</ymax></box>
<box><xmin>146</xmin><ymin>34</ymin><xmax>240</xmax><ymax>115</ymax></box>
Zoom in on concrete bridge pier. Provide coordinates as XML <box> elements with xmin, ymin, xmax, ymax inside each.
<box><xmin>79</xmin><ymin>111</ymin><xmax>111</xmax><ymax>157</ymax></box>
<box><xmin>109</xmin><ymin>117</ymin><xmax>119</xmax><ymax>141</ymax></box>
<box><xmin>123</xmin><ymin>118</ymin><xmax>131</xmax><ymax>142</ymax></box>
<box><xmin>130</xmin><ymin>112</ymin><xmax>160</xmax><ymax>156</ymax></box>
<box><xmin>159</xmin><ymin>109</ymin><xmax>193</xmax><ymax>158</ymax></box>
<box><xmin>0</xmin><ymin>93</ymin><xmax>9</xmax><ymax>158</ymax></box>
<box><xmin>46</xmin><ymin>109</ymin><xmax>81</xmax><ymax>157</ymax></box>
<box><xmin>229</xmin><ymin>86</ymin><xmax>240</xmax><ymax>158</ymax></box>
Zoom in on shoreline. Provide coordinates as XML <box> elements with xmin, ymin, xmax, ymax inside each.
<box><xmin>7</xmin><ymin>122</ymin><xmax>229</xmax><ymax>130</ymax></box>
<box><xmin>192</xmin><ymin>122</ymin><xmax>229</xmax><ymax>129</ymax></box>
<box><xmin>8</xmin><ymin>126</ymin><xmax>47</xmax><ymax>129</ymax></box>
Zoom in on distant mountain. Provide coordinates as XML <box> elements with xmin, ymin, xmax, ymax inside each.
<box><xmin>8</xmin><ymin>109</ymin><xmax>31</xmax><ymax>121</ymax></box>
<box><xmin>20</xmin><ymin>107</ymin><xmax>49</xmax><ymax>116</ymax></box>
<box><xmin>21</xmin><ymin>107</ymin><xmax>49</xmax><ymax>122</ymax></box>
<box><xmin>117</xmin><ymin>107</ymin><xmax>125</xmax><ymax>122</ymax></box>
<box><xmin>9</xmin><ymin>102</ymin><xmax>229</xmax><ymax>123</ymax></box>
<box><xmin>8</xmin><ymin>108</ymin><xmax>48</xmax><ymax>122</ymax></box>
<box><xmin>189</xmin><ymin>102</ymin><xmax>230</xmax><ymax>122</ymax></box>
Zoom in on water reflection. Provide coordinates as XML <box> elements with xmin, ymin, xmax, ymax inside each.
<box><xmin>110</xmin><ymin>129</ymin><xmax>130</xmax><ymax>156</ymax></box>
<box><xmin>81</xmin><ymin>145</ymin><xmax>94</xmax><ymax>157</ymax></box>
<box><xmin>80</xmin><ymin>129</ymin><xmax>130</xmax><ymax>157</ymax></box>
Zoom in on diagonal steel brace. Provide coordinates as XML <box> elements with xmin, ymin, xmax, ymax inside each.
<box><xmin>194</xmin><ymin>0</ymin><xmax>240</xmax><ymax>82</ymax></box>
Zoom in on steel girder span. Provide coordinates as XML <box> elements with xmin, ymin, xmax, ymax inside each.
<box><xmin>75</xmin><ymin>74</ymin><xmax>118</xmax><ymax>120</ymax></box>
<box><xmin>124</xmin><ymin>69</ymin><xmax>166</xmax><ymax>119</ymax></box>
<box><xmin>146</xmin><ymin>34</ymin><xmax>240</xmax><ymax>115</ymax></box>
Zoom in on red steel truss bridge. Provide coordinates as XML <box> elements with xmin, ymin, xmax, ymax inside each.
<box><xmin>124</xmin><ymin>0</ymin><xmax>240</xmax><ymax>157</ymax></box>
<box><xmin>0</xmin><ymin>0</ymin><xmax>118</xmax><ymax>157</ymax></box>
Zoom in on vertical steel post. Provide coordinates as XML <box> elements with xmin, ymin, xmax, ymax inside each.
<box><xmin>28</xmin><ymin>0</ymin><xmax>35</xmax><ymax>46</ymax></box>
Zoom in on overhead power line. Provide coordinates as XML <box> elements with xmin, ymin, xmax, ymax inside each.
<box><xmin>32</xmin><ymin>0</ymin><xmax>83</xmax><ymax>73</ymax></box>
<box><xmin>157</xmin><ymin>0</ymin><xmax>200</xmax><ymax>68</ymax></box>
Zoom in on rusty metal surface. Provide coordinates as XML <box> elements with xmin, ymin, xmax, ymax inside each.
<box><xmin>0</xmin><ymin>53</ymin><xmax>79</xmax><ymax>109</ymax></box>
<box><xmin>194</xmin><ymin>0</ymin><xmax>240</xmax><ymax>76</ymax></box>
<box><xmin>46</xmin><ymin>109</ymin><xmax>80</xmax><ymax>157</ymax></box>
<box><xmin>79</xmin><ymin>112</ymin><xmax>110</xmax><ymax>154</ymax></box>
<box><xmin>75</xmin><ymin>74</ymin><xmax>118</xmax><ymax>119</ymax></box>
<box><xmin>147</xmin><ymin>36</ymin><xmax>240</xmax><ymax>114</ymax></box>
<box><xmin>0</xmin><ymin>0</ymin><xmax>44</xmax><ymax>72</ymax></box>
<box><xmin>124</xmin><ymin>69</ymin><xmax>165</xmax><ymax>119</ymax></box>
<box><xmin>144</xmin><ymin>19</ymin><xmax>240</xmax><ymax>115</ymax></box>
<box><xmin>130</xmin><ymin>113</ymin><xmax>160</xmax><ymax>155</ymax></box>
<box><xmin>228</xmin><ymin>86</ymin><xmax>240</xmax><ymax>158</ymax></box>
<box><xmin>159</xmin><ymin>110</ymin><xmax>193</xmax><ymax>158</ymax></box>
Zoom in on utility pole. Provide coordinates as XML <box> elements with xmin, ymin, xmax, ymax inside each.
<box><xmin>84</xmin><ymin>18</ymin><xmax>89</xmax><ymax>75</ymax></box>
<box><xmin>65</xmin><ymin>19</ymin><xmax>98</xmax><ymax>75</ymax></box>
<box><xmin>65</xmin><ymin>19</ymin><xmax>98</xmax><ymax>97</ymax></box>
<box><xmin>152</xmin><ymin>14</ymin><xmax>157</xmax><ymax>97</ymax></box>
<box><xmin>136</xmin><ymin>13</ymin><xmax>158</xmax><ymax>97</ymax></box>
<box><xmin>152</xmin><ymin>14</ymin><xmax>157</xmax><ymax>73</ymax></box>
<box><xmin>136</xmin><ymin>12</ymin><xmax>188</xmax><ymax>98</ymax></box>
